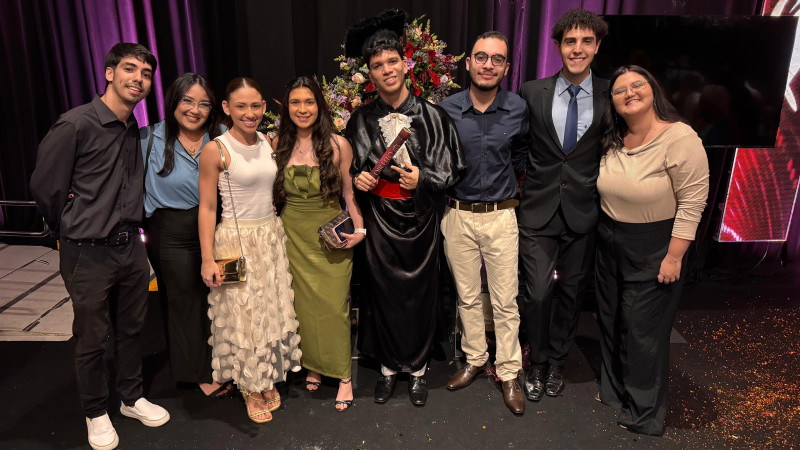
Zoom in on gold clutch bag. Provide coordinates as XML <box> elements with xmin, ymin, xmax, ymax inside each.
<box><xmin>215</xmin><ymin>256</ymin><xmax>247</xmax><ymax>284</ymax></box>
<box><xmin>213</xmin><ymin>139</ymin><xmax>247</xmax><ymax>285</ymax></box>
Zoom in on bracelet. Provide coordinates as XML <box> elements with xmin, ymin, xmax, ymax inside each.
<box><xmin>354</xmin><ymin>228</ymin><xmax>367</xmax><ymax>236</ymax></box>
<box><xmin>666</xmin><ymin>253</ymin><xmax>680</xmax><ymax>263</ymax></box>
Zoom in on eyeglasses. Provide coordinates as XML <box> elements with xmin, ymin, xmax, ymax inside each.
<box><xmin>611</xmin><ymin>80</ymin><xmax>649</xmax><ymax>97</ymax></box>
<box><xmin>472</xmin><ymin>52</ymin><xmax>507</xmax><ymax>66</ymax></box>
<box><xmin>180</xmin><ymin>98</ymin><xmax>213</xmax><ymax>112</ymax></box>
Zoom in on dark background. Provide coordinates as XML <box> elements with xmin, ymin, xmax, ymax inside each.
<box><xmin>4</xmin><ymin>0</ymin><xmax>798</xmax><ymax>278</ymax></box>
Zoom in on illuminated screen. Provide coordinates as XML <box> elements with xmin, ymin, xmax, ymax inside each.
<box><xmin>718</xmin><ymin>1</ymin><xmax>800</xmax><ymax>242</ymax></box>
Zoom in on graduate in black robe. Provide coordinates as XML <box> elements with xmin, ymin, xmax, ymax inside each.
<box><xmin>345</xmin><ymin>10</ymin><xmax>465</xmax><ymax>406</ymax></box>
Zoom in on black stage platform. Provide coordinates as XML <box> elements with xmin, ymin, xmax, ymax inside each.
<box><xmin>1</xmin><ymin>275</ymin><xmax>798</xmax><ymax>449</ymax></box>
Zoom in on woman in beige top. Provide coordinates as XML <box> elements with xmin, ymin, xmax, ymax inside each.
<box><xmin>595</xmin><ymin>65</ymin><xmax>709</xmax><ymax>436</ymax></box>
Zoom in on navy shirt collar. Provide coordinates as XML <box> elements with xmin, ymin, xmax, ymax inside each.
<box><xmin>457</xmin><ymin>86</ymin><xmax>511</xmax><ymax>114</ymax></box>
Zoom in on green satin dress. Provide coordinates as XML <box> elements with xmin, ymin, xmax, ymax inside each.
<box><xmin>282</xmin><ymin>165</ymin><xmax>353</xmax><ymax>379</ymax></box>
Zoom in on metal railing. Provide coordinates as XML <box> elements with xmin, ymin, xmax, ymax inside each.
<box><xmin>0</xmin><ymin>200</ymin><xmax>50</xmax><ymax>237</ymax></box>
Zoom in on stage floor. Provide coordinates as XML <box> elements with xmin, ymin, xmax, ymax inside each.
<box><xmin>0</xmin><ymin>244</ymin><xmax>798</xmax><ymax>449</ymax></box>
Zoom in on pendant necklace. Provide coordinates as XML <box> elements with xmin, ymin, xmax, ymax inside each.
<box><xmin>179</xmin><ymin>134</ymin><xmax>204</xmax><ymax>157</ymax></box>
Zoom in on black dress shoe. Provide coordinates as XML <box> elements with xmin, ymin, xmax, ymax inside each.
<box><xmin>521</xmin><ymin>366</ymin><xmax>545</xmax><ymax>401</ymax></box>
<box><xmin>374</xmin><ymin>375</ymin><xmax>396</xmax><ymax>403</ymax></box>
<box><xmin>408</xmin><ymin>376</ymin><xmax>428</xmax><ymax>406</ymax></box>
<box><xmin>545</xmin><ymin>365</ymin><xmax>565</xmax><ymax>397</ymax></box>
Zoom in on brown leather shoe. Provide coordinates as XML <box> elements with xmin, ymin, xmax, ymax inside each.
<box><xmin>446</xmin><ymin>363</ymin><xmax>485</xmax><ymax>390</ymax></box>
<box><xmin>502</xmin><ymin>379</ymin><xmax>525</xmax><ymax>414</ymax></box>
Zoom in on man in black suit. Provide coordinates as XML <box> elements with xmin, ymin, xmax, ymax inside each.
<box><xmin>517</xmin><ymin>9</ymin><xmax>609</xmax><ymax>401</ymax></box>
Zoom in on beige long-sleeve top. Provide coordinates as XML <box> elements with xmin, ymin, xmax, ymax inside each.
<box><xmin>597</xmin><ymin>122</ymin><xmax>709</xmax><ymax>241</ymax></box>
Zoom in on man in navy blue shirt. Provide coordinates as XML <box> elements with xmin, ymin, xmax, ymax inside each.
<box><xmin>439</xmin><ymin>31</ymin><xmax>528</xmax><ymax>415</ymax></box>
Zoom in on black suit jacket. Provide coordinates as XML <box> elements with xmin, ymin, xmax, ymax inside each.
<box><xmin>517</xmin><ymin>72</ymin><xmax>609</xmax><ymax>234</ymax></box>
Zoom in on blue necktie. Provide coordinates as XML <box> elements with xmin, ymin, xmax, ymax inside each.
<box><xmin>563</xmin><ymin>85</ymin><xmax>580</xmax><ymax>154</ymax></box>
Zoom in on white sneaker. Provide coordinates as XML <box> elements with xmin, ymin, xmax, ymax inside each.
<box><xmin>119</xmin><ymin>398</ymin><xmax>170</xmax><ymax>427</ymax></box>
<box><xmin>86</xmin><ymin>413</ymin><xmax>119</xmax><ymax>450</ymax></box>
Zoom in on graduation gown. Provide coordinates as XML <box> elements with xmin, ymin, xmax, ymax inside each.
<box><xmin>346</xmin><ymin>93</ymin><xmax>465</xmax><ymax>372</ymax></box>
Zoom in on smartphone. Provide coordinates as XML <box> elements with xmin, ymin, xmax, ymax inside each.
<box><xmin>333</xmin><ymin>216</ymin><xmax>355</xmax><ymax>243</ymax></box>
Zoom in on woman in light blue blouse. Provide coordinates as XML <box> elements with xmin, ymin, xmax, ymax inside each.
<box><xmin>140</xmin><ymin>73</ymin><xmax>229</xmax><ymax>397</ymax></box>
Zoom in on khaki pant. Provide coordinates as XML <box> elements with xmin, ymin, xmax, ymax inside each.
<box><xmin>441</xmin><ymin>206</ymin><xmax>522</xmax><ymax>381</ymax></box>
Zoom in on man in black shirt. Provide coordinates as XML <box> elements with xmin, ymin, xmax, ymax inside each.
<box><xmin>438</xmin><ymin>31</ymin><xmax>528</xmax><ymax>415</ymax></box>
<box><xmin>31</xmin><ymin>43</ymin><xmax>169</xmax><ymax>450</ymax></box>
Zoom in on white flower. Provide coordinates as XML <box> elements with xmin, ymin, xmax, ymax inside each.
<box><xmin>439</xmin><ymin>75</ymin><xmax>449</xmax><ymax>85</ymax></box>
<box><xmin>351</xmin><ymin>96</ymin><xmax>362</xmax><ymax>108</ymax></box>
<box><xmin>351</xmin><ymin>73</ymin><xmax>366</xmax><ymax>84</ymax></box>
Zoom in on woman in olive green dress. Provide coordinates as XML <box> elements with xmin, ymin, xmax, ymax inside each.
<box><xmin>272</xmin><ymin>76</ymin><xmax>365</xmax><ymax>411</ymax></box>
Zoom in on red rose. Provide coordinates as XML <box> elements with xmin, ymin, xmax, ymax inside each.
<box><xmin>404</xmin><ymin>43</ymin><xmax>414</xmax><ymax>59</ymax></box>
<box><xmin>431</xmin><ymin>71</ymin><xmax>440</xmax><ymax>86</ymax></box>
<box><xmin>365</xmin><ymin>82</ymin><xmax>375</xmax><ymax>93</ymax></box>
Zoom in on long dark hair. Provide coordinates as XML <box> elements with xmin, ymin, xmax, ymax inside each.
<box><xmin>600</xmin><ymin>65</ymin><xmax>684</xmax><ymax>155</ymax></box>
<box><xmin>159</xmin><ymin>73</ymin><xmax>221</xmax><ymax>176</ymax></box>
<box><xmin>273</xmin><ymin>76</ymin><xmax>342</xmax><ymax>205</ymax></box>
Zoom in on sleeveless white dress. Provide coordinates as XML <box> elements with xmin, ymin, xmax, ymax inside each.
<box><xmin>208</xmin><ymin>131</ymin><xmax>301</xmax><ymax>393</ymax></box>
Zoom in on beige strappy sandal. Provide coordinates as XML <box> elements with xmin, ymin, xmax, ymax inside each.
<box><xmin>241</xmin><ymin>391</ymin><xmax>273</xmax><ymax>423</ymax></box>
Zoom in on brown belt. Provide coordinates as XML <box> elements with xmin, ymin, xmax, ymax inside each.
<box><xmin>446</xmin><ymin>198</ymin><xmax>519</xmax><ymax>213</ymax></box>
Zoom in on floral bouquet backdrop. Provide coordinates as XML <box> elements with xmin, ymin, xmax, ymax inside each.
<box><xmin>260</xmin><ymin>16</ymin><xmax>463</xmax><ymax>136</ymax></box>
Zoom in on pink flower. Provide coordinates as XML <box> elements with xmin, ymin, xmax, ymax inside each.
<box><xmin>351</xmin><ymin>73</ymin><xmax>366</xmax><ymax>84</ymax></box>
<box><xmin>333</xmin><ymin>117</ymin><xmax>345</xmax><ymax>131</ymax></box>
<box><xmin>439</xmin><ymin>75</ymin><xmax>449</xmax><ymax>85</ymax></box>
<box><xmin>351</xmin><ymin>96</ymin><xmax>362</xmax><ymax>108</ymax></box>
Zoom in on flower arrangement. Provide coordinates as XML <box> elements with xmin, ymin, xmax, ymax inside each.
<box><xmin>260</xmin><ymin>15</ymin><xmax>463</xmax><ymax>135</ymax></box>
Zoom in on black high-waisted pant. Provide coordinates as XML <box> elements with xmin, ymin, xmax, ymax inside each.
<box><xmin>596</xmin><ymin>214</ymin><xmax>683</xmax><ymax>436</ymax></box>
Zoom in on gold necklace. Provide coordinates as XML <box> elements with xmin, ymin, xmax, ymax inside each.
<box><xmin>179</xmin><ymin>134</ymin><xmax>204</xmax><ymax>156</ymax></box>
<box><xmin>294</xmin><ymin>141</ymin><xmax>314</xmax><ymax>155</ymax></box>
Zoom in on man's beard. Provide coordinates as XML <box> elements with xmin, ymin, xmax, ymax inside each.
<box><xmin>470</xmin><ymin>72</ymin><xmax>503</xmax><ymax>92</ymax></box>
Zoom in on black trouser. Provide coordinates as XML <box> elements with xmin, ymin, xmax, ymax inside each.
<box><xmin>596</xmin><ymin>214</ymin><xmax>681</xmax><ymax>436</ymax></box>
<box><xmin>59</xmin><ymin>237</ymin><xmax>149</xmax><ymax>418</ymax></box>
<box><xmin>518</xmin><ymin>206</ymin><xmax>595</xmax><ymax>367</ymax></box>
<box><xmin>144</xmin><ymin>207</ymin><xmax>212</xmax><ymax>384</ymax></box>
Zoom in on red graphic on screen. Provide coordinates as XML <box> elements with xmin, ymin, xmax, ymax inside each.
<box><xmin>718</xmin><ymin>1</ymin><xmax>800</xmax><ymax>242</ymax></box>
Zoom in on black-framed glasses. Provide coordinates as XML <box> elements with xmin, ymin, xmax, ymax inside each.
<box><xmin>611</xmin><ymin>80</ymin><xmax>649</xmax><ymax>97</ymax></box>
<box><xmin>180</xmin><ymin>98</ymin><xmax>213</xmax><ymax>112</ymax></box>
<box><xmin>472</xmin><ymin>52</ymin><xmax>507</xmax><ymax>66</ymax></box>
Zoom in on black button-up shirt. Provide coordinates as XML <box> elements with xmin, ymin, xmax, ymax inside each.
<box><xmin>439</xmin><ymin>87</ymin><xmax>529</xmax><ymax>203</ymax></box>
<box><xmin>31</xmin><ymin>95</ymin><xmax>144</xmax><ymax>239</ymax></box>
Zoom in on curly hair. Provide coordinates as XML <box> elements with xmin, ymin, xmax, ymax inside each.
<box><xmin>551</xmin><ymin>9</ymin><xmax>609</xmax><ymax>43</ymax></box>
<box><xmin>600</xmin><ymin>65</ymin><xmax>685</xmax><ymax>155</ymax></box>
<box><xmin>273</xmin><ymin>76</ymin><xmax>342</xmax><ymax>206</ymax></box>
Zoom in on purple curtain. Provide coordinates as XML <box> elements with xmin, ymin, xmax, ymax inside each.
<box><xmin>484</xmin><ymin>0</ymin><xmax>532</xmax><ymax>92</ymax></box>
<box><xmin>0</xmin><ymin>0</ymin><xmax>206</xmax><ymax>231</ymax></box>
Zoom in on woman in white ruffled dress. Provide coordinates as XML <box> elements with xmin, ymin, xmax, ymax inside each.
<box><xmin>198</xmin><ymin>77</ymin><xmax>301</xmax><ymax>423</ymax></box>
